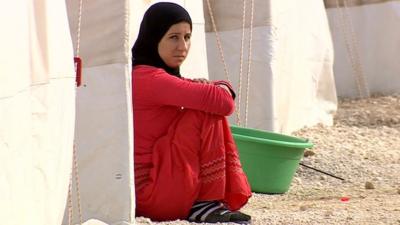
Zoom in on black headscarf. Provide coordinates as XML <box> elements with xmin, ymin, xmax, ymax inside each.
<box><xmin>132</xmin><ymin>2</ymin><xmax>192</xmax><ymax>77</ymax></box>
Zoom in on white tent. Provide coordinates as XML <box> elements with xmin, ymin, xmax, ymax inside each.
<box><xmin>1</xmin><ymin>0</ymin><xmax>340</xmax><ymax>224</ymax></box>
<box><xmin>65</xmin><ymin>0</ymin><xmax>135</xmax><ymax>224</ymax></box>
<box><xmin>66</xmin><ymin>0</ymin><xmax>338</xmax><ymax>221</ymax></box>
<box><xmin>64</xmin><ymin>0</ymin><xmax>208</xmax><ymax>224</ymax></box>
<box><xmin>0</xmin><ymin>1</ymin><xmax>76</xmax><ymax>225</ymax></box>
<box><xmin>204</xmin><ymin>0</ymin><xmax>338</xmax><ymax>134</ymax></box>
<box><xmin>325</xmin><ymin>0</ymin><xmax>400</xmax><ymax>98</ymax></box>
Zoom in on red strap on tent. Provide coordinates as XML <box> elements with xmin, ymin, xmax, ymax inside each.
<box><xmin>74</xmin><ymin>57</ymin><xmax>82</xmax><ymax>87</ymax></box>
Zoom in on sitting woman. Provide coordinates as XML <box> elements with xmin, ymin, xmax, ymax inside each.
<box><xmin>132</xmin><ymin>2</ymin><xmax>252</xmax><ymax>224</ymax></box>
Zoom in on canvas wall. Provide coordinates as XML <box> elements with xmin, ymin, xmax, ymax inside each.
<box><xmin>64</xmin><ymin>0</ymin><xmax>209</xmax><ymax>224</ymax></box>
<box><xmin>325</xmin><ymin>0</ymin><xmax>400</xmax><ymax>97</ymax></box>
<box><xmin>66</xmin><ymin>0</ymin><xmax>135</xmax><ymax>224</ymax></box>
<box><xmin>0</xmin><ymin>1</ymin><xmax>76</xmax><ymax>225</ymax></box>
<box><xmin>204</xmin><ymin>0</ymin><xmax>337</xmax><ymax>134</ymax></box>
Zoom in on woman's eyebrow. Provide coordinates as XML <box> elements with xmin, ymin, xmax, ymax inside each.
<box><xmin>168</xmin><ymin>32</ymin><xmax>180</xmax><ymax>35</ymax></box>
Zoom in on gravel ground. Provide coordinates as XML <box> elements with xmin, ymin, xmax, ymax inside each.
<box><xmin>136</xmin><ymin>94</ymin><xmax>400</xmax><ymax>225</ymax></box>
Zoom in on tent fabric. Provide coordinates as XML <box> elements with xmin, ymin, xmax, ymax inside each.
<box><xmin>0</xmin><ymin>1</ymin><xmax>76</xmax><ymax>225</ymax></box>
<box><xmin>326</xmin><ymin>1</ymin><xmax>400</xmax><ymax>97</ymax></box>
<box><xmin>203</xmin><ymin>0</ymin><xmax>271</xmax><ymax>32</ymax></box>
<box><xmin>67</xmin><ymin>0</ymin><xmax>209</xmax><ymax>77</ymax></box>
<box><xmin>66</xmin><ymin>0</ymin><xmax>129</xmax><ymax>67</ymax></box>
<box><xmin>204</xmin><ymin>0</ymin><xmax>337</xmax><ymax>133</ymax></box>
<box><xmin>324</xmin><ymin>0</ymin><xmax>397</xmax><ymax>8</ymax></box>
<box><xmin>66</xmin><ymin>0</ymin><xmax>209</xmax><ymax>224</ymax></box>
<box><xmin>66</xmin><ymin>1</ymin><xmax>135</xmax><ymax>224</ymax></box>
<box><xmin>69</xmin><ymin>64</ymin><xmax>134</xmax><ymax>225</ymax></box>
<box><xmin>205</xmin><ymin>28</ymin><xmax>276</xmax><ymax>129</ymax></box>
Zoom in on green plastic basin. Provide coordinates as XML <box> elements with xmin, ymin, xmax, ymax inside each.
<box><xmin>231</xmin><ymin>125</ymin><xmax>313</xmax><ymax>194</ymax></box>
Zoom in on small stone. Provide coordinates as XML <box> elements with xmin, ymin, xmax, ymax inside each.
<box><xmin>135</xmin><ymin>217</ymin><xmax>152</xmax><ymax>224</ymax></box>
<box><xmin>365</xmin><ymin>181</ymin><xmax>375</xmax><ymax>190</ymax></box>
<box><xmin>324</xmin><ymin>210</ymin><xmax>334</xmax><ymax>217</ymax></box>
<box><xmin>346</xmin><ymin>216</ymin><xmax>353</xmax><ymax>220</ymax></box>
<box><xmin>261</xmin><ymin>202</ymin><xmax>273</xmax><ymax>209</ymax></box>
<box><xmin>371</xmin><ymin>170</ymin><xmax>379</xmax><ymax>175</ymax></box>
<box><xmin>293</xmin><ymin>177</ymin><xmax>302</xmax><ymax>185</ymax></box>
<box><xmin>372</xmin><ymin>176</ymin><xmax>382</xmax><ymax>181</ymax></box>
<box><xmin>299</xmin><ymin>205</ymin><xmax>309</xmax><ymax>211</ymax></box>
<box><xmin>315</xmin><ymin>181</ymin><xmax>323</xmax><ymax>187</ymax></box>
<box><xmin>397</xmin><ymin>188</ymin><xmax>400</xmax><ymax>194</ymax></box>
<box><xmin>304</xmin><ymin>150</ymin><xmax>316</xmax><ymax>157</ymax></box>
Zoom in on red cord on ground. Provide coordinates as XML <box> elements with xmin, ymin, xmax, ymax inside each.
<box><xmin>340</xmin><ymin>197</ymin><xmax>350</xmax><ymax>202</ymax></box>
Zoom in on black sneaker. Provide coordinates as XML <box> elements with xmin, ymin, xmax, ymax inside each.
<box><xmin>188</xmin><ymin>202</ymin><xmax>251</xmax><ymax>224</ymax></box>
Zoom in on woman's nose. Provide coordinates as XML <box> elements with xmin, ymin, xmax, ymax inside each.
<box><xmin>177</xmin><ymin>38</ymin><xmax>188</xmax><ymax>50</ymax></box>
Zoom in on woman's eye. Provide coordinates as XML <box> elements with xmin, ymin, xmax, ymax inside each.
<box><xmin>169</xmin><ymin>35</ymin><xmax>178</xmax><ymax>40</ymax></box>
<box><xmin>184</xmin><ymin>35</ymin><xmax>191</xmax><ymax>41</ymax></box>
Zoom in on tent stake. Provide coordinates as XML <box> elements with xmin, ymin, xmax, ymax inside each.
<box><xmin>299</xmin><ymin>162</ymin><xmax>345</xmax><ymax>181</ymax></box>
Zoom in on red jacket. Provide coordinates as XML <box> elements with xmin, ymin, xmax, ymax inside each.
<box><xmin>133</xmin><ymin>65</ymin><xmax>235</xmax><ymax>158</ymax></box>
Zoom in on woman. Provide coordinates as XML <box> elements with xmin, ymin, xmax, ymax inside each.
<box><xmin>132</xmin><ymin>2</ymin><xmax>252</xmax><ymax>223</ymax></box>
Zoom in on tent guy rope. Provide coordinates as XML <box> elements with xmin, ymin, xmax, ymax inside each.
<box><xmin>335</xmin><ymin>0</ymin><xmax>370</xmax><ymax>98</ymax></box>
<box><xmin>68</xmin><ymin>145</ymin><xmax>84</xmax><ymax>225</ymax></box>
<box><xmin>205</xmin><ymin>1</ymin><xmax>346</xmax><ymax>183</ymax></box>
<box><xmin>74</xmin><ymin>0</ymin><xmax>84</xmax><ymax>87</ymax></box>
<box><xmin>244</xmin><ymin>0</ymin><xmax>255</xmax><ymax>127</ymax></box>
<box><xmin>68</xmin><ymin>0</ymin><xmax>84</xmax><ymax>224</ymax></box>
<box><xmin>205</xmin><ymin>0</ymin><xmax>255</xmax><ymax>127</ymax></box>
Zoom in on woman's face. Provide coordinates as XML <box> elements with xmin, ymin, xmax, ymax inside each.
<box><xmin>158</xmin><ymin>22</ymin><xmax>191</xmax><ymax>68</ymax></box>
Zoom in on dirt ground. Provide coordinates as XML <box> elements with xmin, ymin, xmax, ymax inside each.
<box><xmin>136</xmin><ymin>94</ymin><xmax>400</xmax><ymax>225</ymax></box>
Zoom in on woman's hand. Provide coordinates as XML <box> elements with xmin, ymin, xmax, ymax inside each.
<box><xmin>216</xmin><ymin>84</ymin><xmax>232</xmax><ymax>96</ymax></box>
<box><xmin>213</xmin><ymin>80</ymin><xmax>236</xmax><ymax>99</ymax></box>
<box><xmin>192</xmin><ymin>78</ymin><xmax>211</xmax><ymax>84</ymax></box>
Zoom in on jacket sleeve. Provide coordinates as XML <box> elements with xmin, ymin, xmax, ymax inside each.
<box><xmin>212</xmin><ymin>80</ymin><xmax>236</xmax><ymax>100</ymax></box>
<box><xmin>147</xmin><ymin>69</ymin><xmax>235</xmax><ymax>116</ymax></box>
